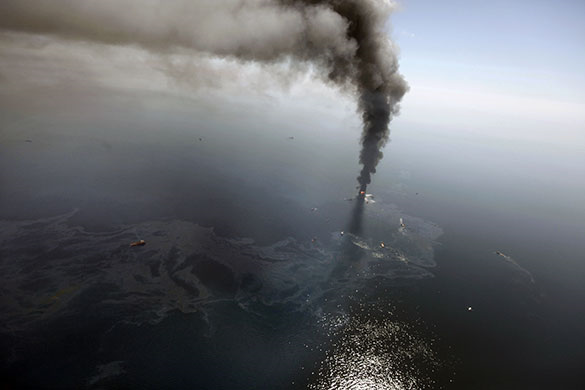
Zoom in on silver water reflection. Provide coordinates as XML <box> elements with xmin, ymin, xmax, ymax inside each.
<box><xmin>311</xmin><ymin>305</ymin><xmax>439</xmax><ymax>390</ymax></box>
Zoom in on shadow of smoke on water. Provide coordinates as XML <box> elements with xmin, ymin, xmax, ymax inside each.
<box><xmin>347</xmin><ymin>195</ymin><xmax>366</xmax><ymax>236</ymax></box>
<box><xmin>329</xmin><ymin>196</ymin><xmax>365</xmax><ymax>281</ymax></box>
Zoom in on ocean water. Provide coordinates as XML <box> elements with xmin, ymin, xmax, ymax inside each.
<box><xmin>1</xmin><ymin>93</ymin><xmax>584</xmax><ymax>389</ymax></box>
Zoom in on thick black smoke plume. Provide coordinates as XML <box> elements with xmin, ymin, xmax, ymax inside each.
<box><xmin>282</xmin><ymin>0</ymin><xmax>409</xmax><ymax>191</ymax></box>
<box><xmin>0</xmin><ymin>0</ymin><xmax>407</xmax><ymax>189</ymax></box>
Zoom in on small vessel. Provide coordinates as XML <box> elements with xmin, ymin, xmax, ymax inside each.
<box><xmin>130</xmin><ymin>239</ymin><xmax>146</xmax><ymax>247</ymax></box>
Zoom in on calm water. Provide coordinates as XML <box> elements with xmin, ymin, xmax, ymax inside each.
<box><xmin>1</xmin><ymin>93</ymin><xmax>584</xmax><ymax>389</ymax></box>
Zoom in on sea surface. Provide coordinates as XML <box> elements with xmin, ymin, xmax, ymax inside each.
<box><xmin>1</xmin><ymin>93</ymin><xmax>584</xmax><ymax>389</ymax></box>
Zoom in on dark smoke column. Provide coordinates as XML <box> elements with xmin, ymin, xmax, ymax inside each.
<box><xmin>287</xmin><ymin>0</ymin><xmax>407</xmax><ymax>192</ymax></box>
<box><xmin>344</xmin><ymin>0</ymin><xmax>408</xmax><ymax>192</ymax></box>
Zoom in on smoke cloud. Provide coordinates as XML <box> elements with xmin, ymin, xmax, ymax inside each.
<box><xmin>0</xmin><ymin>0</ymin><xmax>407</xmax><ymax>190</ymax></box>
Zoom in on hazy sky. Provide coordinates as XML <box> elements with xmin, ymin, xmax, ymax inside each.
<box><xmin>391</xmin><ymin>0</ymin><xmax>585</xmax><ymax>147</ymax></box>
<box><xmin>395</xmin><ymin>0</ymin><xmax>585</xmax><ymax>92</ymax></box>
